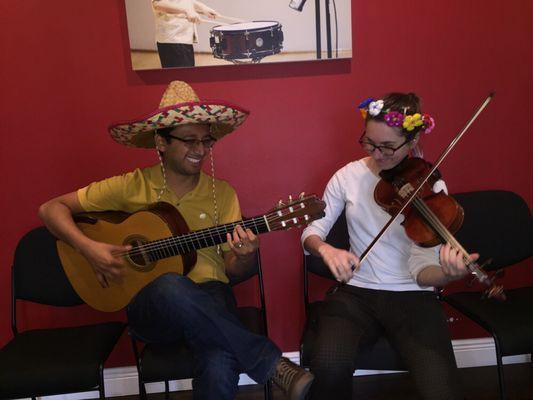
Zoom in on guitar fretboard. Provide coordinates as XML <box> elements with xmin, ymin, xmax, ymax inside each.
<box><xmin>134</xmin><ymin>215</ymin><xmax>270</xmax><ymax>262</ymax></box>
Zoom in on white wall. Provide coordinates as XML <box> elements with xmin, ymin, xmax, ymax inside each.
<box><xmin>125</xmin><ymin>0</ymin><xmax>352</xmax><ymax>53</ymax></box>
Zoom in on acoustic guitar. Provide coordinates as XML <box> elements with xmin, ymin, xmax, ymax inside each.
<box><xmin>57</xmin><ymin>194</ymin><xmax>325</xmax><ymax>312</ymax></box>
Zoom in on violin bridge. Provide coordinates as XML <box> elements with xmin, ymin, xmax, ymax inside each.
<box><xmin>398</xmin><ymin>183</ymin><xmax>414</xmax><ymax>199</ymax></box>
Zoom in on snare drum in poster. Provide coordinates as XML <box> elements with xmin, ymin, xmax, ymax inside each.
<box><xmin>125</xmin><ymin>0</ymin><xmax>352</xmax><ymax>70</ymax></box>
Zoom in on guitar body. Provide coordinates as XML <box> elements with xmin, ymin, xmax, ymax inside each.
<box><xmin>57</xmin><ymin>203</ymin><xmax>196</xmax><ymax>312</ymax></box>
<box><xmin>55</xmin><ymin>195</ymin><xmax>326</xmax><ymax>312</ymax></box>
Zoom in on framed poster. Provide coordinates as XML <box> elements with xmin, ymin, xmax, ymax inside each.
<box><xmin>125</xmin><ymin>0</ymin><xmax>352</xmax><ymax>70</ymax></box>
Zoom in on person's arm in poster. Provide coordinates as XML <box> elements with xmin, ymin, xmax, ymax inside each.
<box><xmin>193</xmin><ymin>1</ymin><xmax>219</xmax><ymax>19</ymax></box>
<box><xmin>152</xmin><ymin>0</ymin><xmax>200</xmax><ymax>23</ymax></box>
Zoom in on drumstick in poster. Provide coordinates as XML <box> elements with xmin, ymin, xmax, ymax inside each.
<box><xmin>199</xmin><ymin>15</ymin><xmax>244</xmax><ymax>25</ymax></box>
<box><xmin>199</xmin><ymin>18</ymin><xmax>228</xmax><ymax>24</ymax></box>
<box><xmin>216</xmin><ymin>15</ymin><xmax>245</xmax><ymax>23</ymax></box>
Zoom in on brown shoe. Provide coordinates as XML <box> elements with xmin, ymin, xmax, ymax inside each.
<box><xmin>272</xmin><ymin>357</ymin><xmax>314</xmax><ymax>400</ymax></box>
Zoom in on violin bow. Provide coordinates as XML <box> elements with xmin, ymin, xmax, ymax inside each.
<box><xmin>357</xmin><ymin>92</ymin><xmax>495</xmax><ymax>265</ymax></box>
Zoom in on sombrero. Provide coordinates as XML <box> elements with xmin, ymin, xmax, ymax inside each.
<box><xmin>109</xmin><ymin>81</ymin><xmax>250</xmax><ymax>148</ymax></box>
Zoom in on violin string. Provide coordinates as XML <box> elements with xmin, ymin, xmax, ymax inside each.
<box><xmin>412</xmin><ymin>198</ymin><xmax>467</xmax><ymax>255</ymax></box>
<box><xmin>412</xmin><ymin>198</ymin><xmax>487</xmax><ymax>279</ymax></box>
<box><xmin>412</xmin><ymin>198</ymin><xmax>461</xmax><ymax>248</ymax></box>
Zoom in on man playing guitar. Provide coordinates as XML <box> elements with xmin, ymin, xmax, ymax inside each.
<box><xmin>39</xmin><ymin>81</ymin><xmax>314</xmax><ymax>400</ymax></box>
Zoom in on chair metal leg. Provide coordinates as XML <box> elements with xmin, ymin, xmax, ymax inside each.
<box><xmin>264</xmin><ymin>379</ymin><xmax>273</xmax><ymax>400</ymax></box>
<box><xmin>165</xmin><ymin>380</ymin><xmax>170</xmax><ymax>400</ymax></box>
<box><xmin>139</xmin><ymin>381</ymin><xmax>148</xmax><ymax>400</ymax></box>
<box><xmin>98</xmin><ymin>364</ymin><xmax>106</xmax><ymax>399</ymax></box>
<box><xmin>494</xmin><ymin>336</ymin><xmax>507</xmax><ymax>400</ymax></box>
<box><xmin>130</xmin><ymin>335</ymin><xmax>148</xmax><ymax>400</ymax></box>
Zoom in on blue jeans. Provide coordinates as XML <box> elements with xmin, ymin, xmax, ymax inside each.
<box><xmin>127</xmin><ymin>273</ymin><xmax>281</xmax><ymax>400</ymax></box>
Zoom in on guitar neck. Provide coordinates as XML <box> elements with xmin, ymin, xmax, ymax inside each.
<box><xmin>142</xmin><ymin>215</ymin><xmax>270</xmax><ymax>261</ymax></box>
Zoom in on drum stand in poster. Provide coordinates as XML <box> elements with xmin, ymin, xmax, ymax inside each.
<box><xmin>291</xmin><ymin>0</ymin><xmax>335</xmax><ymax>60</ymax></box>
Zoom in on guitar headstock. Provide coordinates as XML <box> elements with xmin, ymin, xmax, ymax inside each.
<box><xmin>267</xmin><ymin>193</ymin><xmax>326</xmax><ymax>231</ymax></box>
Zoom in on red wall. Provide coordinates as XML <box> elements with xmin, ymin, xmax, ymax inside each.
<box><xmin>1</xmin><ymin>0</ymin><xmax>532</xmax><ymax>367</ymax></box>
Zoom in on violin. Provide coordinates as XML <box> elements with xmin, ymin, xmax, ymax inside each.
<box><xmin>376</xmin><ymin>157</ymin><xmax>462</xmax><ymax>248</ymax></box>
<box><xmin>374</xmin><ymin>157</ymin><xmax>505</xmax><ymax>300</ymax></box>
<box><xmin>354</xmin><ymin>93</ymin><xmax>504</xmax><ymax>300</ymax></box>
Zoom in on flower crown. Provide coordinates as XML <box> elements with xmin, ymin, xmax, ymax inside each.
<box><xmin>358</xmin><ymin>97</ymin><xmax>435</xmax><ymax>134</ymax></box>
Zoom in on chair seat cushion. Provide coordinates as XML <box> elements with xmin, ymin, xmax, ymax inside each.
<box><xmin>141</xmin><ymin>341</ymin><xmax>195</xmax><ymax>382</ymax></box>
<box><xmin>0</xmin><ymin>322</ymin><xmax>125</xmax><ymax>399</ymax></box>
<box><xmin>236</xmin><ymin>306</ymin><xmax>265</xmax><ymax>336</ymax></box>
<box><xmin>300</xmin><ymin>301</ymin><xmax>405</xmax><ymax>371</ymax></box>
<box><xmin>444</xmin><ymin>287</ymin><xmax>533</xmax><ymax>356</ymax></box>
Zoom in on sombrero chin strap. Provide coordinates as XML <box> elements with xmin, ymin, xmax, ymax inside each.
<box><xmin>208</xmin><ymin>148</ymin><xmax>222</xmax><ymax>255</ymax></box>
<box><xmin>155</xmin><ymin>142</ymin><xmax>222</xmax><ymax>256</ymax></box>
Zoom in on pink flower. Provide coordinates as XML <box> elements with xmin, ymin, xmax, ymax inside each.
<box><xmin>422</xmin><ymin>114</ymin><xmax>435</xmax><ymax>134</ymax></box>
<box><xmin>384</xmin><ymin>111</ymin><xmax>404</xmax><ymax>127</ymax></box>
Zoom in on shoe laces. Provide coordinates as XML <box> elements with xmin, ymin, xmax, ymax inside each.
<box><xmin>274</xmin><ymin>358</ymin><xmax>299</xmax><ymax>392</ymax></box>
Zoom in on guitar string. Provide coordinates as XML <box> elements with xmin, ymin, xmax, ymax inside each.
<box><xmin>118</xmin><ymin>213</ymin><xmax>288</xmax><ymax>259</ymax></box>
<box><xmin>120</xmin><ymin>209</ymin><xmax>303</xmax><ymax>257</ymax></box>
<box><xmin>116</xmin><ymin>206</ymin><xmax>311</xmax><ymax>258</ymax></box>
<box><xmin>121</xmin><ymin>217</ymin><xmax>267</xmax><ymax>258</ymax></box>
<box><xmin>122</xmin><ymin>198</ymin><xmax>317</xmax><ymax>256</ymax></box>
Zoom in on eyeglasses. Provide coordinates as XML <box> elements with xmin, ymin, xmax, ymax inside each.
<box><xmin>167</xmin><ymin>134</ymin><xmax>217</xmax><ymax>149</ymax></box>
<box><xmin>358</xmin><ymin>132</ymin><xmax>411</xmax><ymax>157</ymax></box>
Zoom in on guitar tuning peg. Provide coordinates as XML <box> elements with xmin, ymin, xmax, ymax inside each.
<box><xmin>288</xmin><ymin>195</ymin><xmax>293</xmax><ymax>203</ymax></box>
<box><xmin>479</xmin><ymin>258</ymin><xmax>493</xmax><ymax>270</ymax></box>
<box><xmin>277</xmin><ymin>199</ymin><xmax>285</xmax><ymax>208</ymax></box>
<box><xmin>299</xmin><ymin>192</ymin><xmax>305</xmax><ymax>199</ymax></box>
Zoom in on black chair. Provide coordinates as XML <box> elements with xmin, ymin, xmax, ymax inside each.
<box><xmin>0</xmin><ymin>226</ymin><xmax>126</xmax><ymax>400</ymax></box>
<box><xmin>131</xmin><ymin>250</ymin><xmax>272</xmax><ymax>399</ymax></box>
<box><xmin>444</xmin><ymin>190</ymin><xmax>533</xmax><ymax>400</ymax></box>
<box><xmin>300</xmin><ymin>210</ymin><xmax>406</xmax><ymax>375</ymax></box>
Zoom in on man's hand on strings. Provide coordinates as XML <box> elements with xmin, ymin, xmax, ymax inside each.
<box><xmin>227</xmin><ymin>224</ymin><xmax>259</xmax><ymax>260</ymax></box>
<box><xmin>80</xmin><ymin>241</ymin><xmax>131</xmax><ymax>288</ymax></box>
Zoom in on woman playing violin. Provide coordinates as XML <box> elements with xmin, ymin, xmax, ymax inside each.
<box><xmin>302</xmin><ymin>93</ymin><xmax>477</xmax><ymax>399</ymax></box>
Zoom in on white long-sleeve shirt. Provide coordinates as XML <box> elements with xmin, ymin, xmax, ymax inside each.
<box><xmin>301</xmin><ymin>158</ymin><xmax>446</xmax><ymax>292</ymax></box>
<box><xmin>152</xmin><ymin>0</ymin><xmax>197</xmax><ymax>44</ymax></box>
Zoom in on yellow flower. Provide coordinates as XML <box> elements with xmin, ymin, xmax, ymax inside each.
<box><xmin>402</xmin><ymin>113</ymin><xmax>423</xmax><ymax>131</ymax></box>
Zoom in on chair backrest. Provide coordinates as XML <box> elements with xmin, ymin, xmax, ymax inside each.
<box><xmin>452</xmin><ymin>190</ymin><xmax>532</xmax><ymax>271</ymax></box>
<box><xmin>13</xmin><ymin>226</ymin><xmax>82</xmax><ymax>305</ymax></box>
<box><xmin>228</xmin><ymin>249</ymin><xmax>269</xmax><ymax>336</ymax></box>
<box><xmin>12</xmin><ymin>226</ymin><xmax>83</xmax><ymax>333</ymax></box>
<box><xmin>303</xmin><ymin>210</ymin><xmax>348</xmax><ymax>306</ymax></box>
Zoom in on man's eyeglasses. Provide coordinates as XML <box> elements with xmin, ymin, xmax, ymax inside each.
<box><xmin>358</xmin><ymin>132</ymin><xmax>411</xmax><ymax>157</ymax></box>
<box><xmin>167</xmin><ymin>134</ymin><xmax>217</xmax><ymax>149</ymax></box>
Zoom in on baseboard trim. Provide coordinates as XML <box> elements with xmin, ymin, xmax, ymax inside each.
<box><xmin>37</xmin><ymin>337</ymin><xmax>531</xmax><ymax>399</ymax></box>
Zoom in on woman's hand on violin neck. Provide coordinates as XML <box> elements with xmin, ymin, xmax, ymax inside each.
<box><xmin>439</xmin><ymin>243</ymin><xmax>479</xmax><ymax>282</ymax></box>
<box><xmin>318</xmin><ymin>243</ymin><xmax>360</xmax><ymax>283</ymax></box>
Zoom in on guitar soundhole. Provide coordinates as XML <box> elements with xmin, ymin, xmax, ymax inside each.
<box><xmin>124</xmin><ymin>235</ymin><xmax>156</xmax><ymax>272</ymax></box>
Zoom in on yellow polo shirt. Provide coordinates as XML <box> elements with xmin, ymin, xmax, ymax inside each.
<box><xmin>77</xmin><ymin>164</ymin><xmax>241</xmax><ymax>283</ymax></box>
